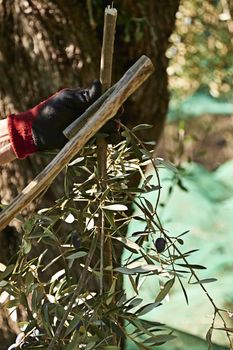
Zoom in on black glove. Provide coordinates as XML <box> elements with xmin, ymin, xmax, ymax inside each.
<box><xmin>8</xmin><ymin>80</ymin><xmax>102</xmax><ymax>158</ymax></box>
<box><xmin>32</xmin><ymin>80</ymin><xmax>102</xmax><ymax>150</ymax></box>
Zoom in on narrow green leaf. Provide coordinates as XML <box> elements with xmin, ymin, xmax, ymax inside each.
<box><xmin>178</xmin><ymin>230</ymin><xmax>190</xmax><ymax>237</ymax></box>
<box><xmin>106</xmin><ymin>279</ymin><xmax>116</xmax><ymax>305</ymax></box>
<box><xmin>64</xmin><ymin>330</ymin><xmax>80</xmax><ymax>350</ymax></box>
<box><xmin>128</xmin><ymin>275</ymin><xmax>138</xmax><ymax>294</ymax></box>
<box><xmin>132</xmin><ymin>124</ymin><xmax>152</xmax><ymax>132</ymax></box>
<box><xmin>206</xmin><ymin>327</ymin><xmax>213</xmax><ymax>346</ymax></box>
<box><xmin>122</xmin><ymin>187</ymin><xmax>146</xmax><ymax>194</ymax></box>
<box><xmin>190</xmin><ymin>278</ymin><xmax>217</xmax><ymax>285</ymax></box>
<box><xmin>133</xmin><ymin>216</ymin><xmax>145</xmax><ymax>222</ymax></box>
<box><xmin>132</xmin><ymin>231</ymin><xmax>149</xmax><ymax>237</ymax></box>
<box><xmin>114</xmin><ymin>267</ymin><xmax>136</xmax><ymax>275</ymax></box>
<box><xmin>55</xmin><ymin>304</ymin><xmax>65</xmax><ymax>320</ymax></box>
<box><xmin>0</xmin><ymin>264</ymin><xmax>14</xmax><ymax>281</ymax></box>
<box><xmin>131</xmin><ymin>340</ymin><xmax>149</xmax><ymax>350</ymax></box>
<box><xmin>143</xmin><ymin>334</ymin><xmax>176</xmax><ymax>344</ymax></box>
<box><xmin>22</xmin><ymin>239</ymin><xmax>32</xmax><ymax>254</ymax></box>
<box><xmin>64</xmin><ymin>314</ymin><xmax>81</xmax><ymax>337</ymax></box>
<box><xmin>85</xmin><ymin>341</ymin><xmax>96</xmax><ymax>350</ymax></box>
<box><xmin>140</xmin><ymin>148</ymin><xmax>153</xmax><ymax>159</ymax></box>
<box><xmin>129</xmin><ymin>318</ymin><xmax>157</xmax><ymax>338</ymax></box>
<box><xmin>144</xmin><ymin>185</ymin><xmax>161</xmax><ymax>193</ymax></box>
<box><xmin>31</xmin><ymin>286</ymin><xmax>44</xmax><ymax>313</ymax></box>
<box><xmin>4</xmin><ymin>298</ymin><xmax>20</xmax><ymax>308</ymax></box>
<box><xmin>66</xmin><ymin>251</ymin><xmax>87</xmax><ymax>260</ymax></box>
<box><xmin>132</xmin><ymin>265</ymin><xmax>161</xmax><ymax>273</ymax></box>
<box><xmin>103</xmin><ymin>210</ymin><xmax>116</xmax><ymax>228</ymax></box>
<box><xmin>130</xmin><ymin>137</ymin><xmax>143</xmax><ymax>160</ymax></box>
<box><xmin>19</xmin><ymin>292</ymin><xmax>29</xmax><ymax>308</ymax></box>
<box><xmin>23</xmin><ymin>219</ymin><xmax>35</xmax><ymax>234</ymax></box>
<box><xmin>128</xmin><ymin>298</ymin><xmax>143</xmax><ymax>309</ymax></box>
<box><xmin>42</xmin><ymin>303</ymin><xmax>54</xmax><ymax>337</ymax></box>
<box><xmin>178</xmin><ymin>276</ymin><xmax>189</xmax><ymax>305</ymax></box>
<box><xmin>177</xmin><ymin>263</ymin><xmax>206</xmax><ymax>270</ymax></box>
<box><xmin>113</xmin><ymin>237</ymin><xmax>140</xmax><ymax>253</ymax></box>
<box><xmin>0</xmin><ymin>280</ymin><xmax>8</xmax><ymax>287</ymax></box>
<box><xmin>144</xmin><ymin>198</ymin><xmax>153</xmax><ymax>213</ymax></box>
<box><xmin>137</xmin><ymin>302</ymin><xmax>160</xmax><ymax>316</ymax></box>
<box><xmin>23</xmin><ymin>347</ymin><xmax>47</xmax><ymax>350</ymax></box>
<box><xmin>155</xmin><ymin>158</ymin><xmax>178</xmax><ymax>173</ymax></box>
<box><xmin>155</xmin><ymin>278</ymin><xmax>175</xmax><ymax>303</ymax></box>
<box><xmin>144</xmin><ymin>174</ymin><xmax>153</xmax><ymax>183</ymax></box>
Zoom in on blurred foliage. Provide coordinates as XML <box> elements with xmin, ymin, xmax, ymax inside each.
<box><xmin>167</xmin><ymin>0</ymin><xmax>233</xmax><ymax>100</ymax></box>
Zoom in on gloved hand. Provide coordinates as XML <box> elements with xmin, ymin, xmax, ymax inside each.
<box><xmin>7</xmin><ymin>80</ymin><xmax>102</xmax><ymax>159</ymax></box>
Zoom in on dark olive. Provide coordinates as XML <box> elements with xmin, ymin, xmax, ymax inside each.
<box><xmin>155</xmin><ymin>237</ymin><xmax>166</xmax><ymax>253</ymax></box>
<box><xmin>71</xmin><ymin>233</ymin><xmax>81</xmax><ymax>250</ymax></box>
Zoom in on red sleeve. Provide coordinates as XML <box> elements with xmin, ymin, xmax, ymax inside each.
<box><xmin>7</xmin><ymin>112</ymin><xmax>38</xmax><ymax>159</ymax></box>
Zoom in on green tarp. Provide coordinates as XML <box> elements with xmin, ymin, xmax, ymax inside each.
<box><xmin>168</xmin><ymin>91</ymin><xmax>233</xmax><ymax>121</ymax></box>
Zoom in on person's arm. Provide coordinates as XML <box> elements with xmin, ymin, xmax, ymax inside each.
<box><xmin>0</xmin><ymin>80</ymin><xmax>102</xmax><ymax>166</ymax></box>
<box><xmin>0</xmin><ymin>119</ymin><xmax>16</xmax><ymax>164</ymax></box>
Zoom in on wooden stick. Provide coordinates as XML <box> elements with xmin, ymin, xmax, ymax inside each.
<box><xmin>98</xmin><ymin>6</ymin><xmax>117</xmax><ymax>296</ymax></box>
<box><xmin>63</xmin><ymin>86</ymin><xmax>115</xmax><ymax>140</ymax></box>
<box><xmin>100</xmin><ymin>6</ymin><xmax>117</xmax><ymax>90</ymax></box>
<box><xmin>0</xmin><ymin>55</ymin><xmax>154</xmax><ymax>232</ymax></box>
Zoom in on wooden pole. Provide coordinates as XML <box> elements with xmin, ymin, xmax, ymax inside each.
<box><xmin>98</xmin><ymin>6</ymin><xmax>117</xmax><ymax>296</ymax></box>
<box><xmin>0</xmin><ymin>55</ymin><xmax>154</xmax><ymax>232</ymax></box>
<box><xmin>100</xmin><ymin>6</ymin><xmax>117</xmax><ymax>91</ymax></box>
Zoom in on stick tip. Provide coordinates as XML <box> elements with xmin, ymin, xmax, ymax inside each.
<box><xmin>105</xmin><ymin>6</ymin><xmax>117</xmax><ymax>16</ymax></box>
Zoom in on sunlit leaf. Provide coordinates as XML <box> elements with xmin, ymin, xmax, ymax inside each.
<box><xmin>114</xmin><ymin>267</ymin><xmax>137</xmax><ymax>275</ymax></box>
<box><xmin>132</xmin><ymin>124</ymin><xmax>152</xmax><ymax>132</ymax></box>
<box><xmin>103</xmin><ymin>204</ymin><xmax>128</xmax><ymax>211</ymax></box>
<box><xmin>64</xmin><ymin>213</ymin><xmax>75</xmax><ymax>223</ymax></box>
<box><xmin>22</xmin><ymin>239</ymin><xmax>32</xmax><ymax>254</ymax></box>
<box><xmin>69</xmin><ymin>157</ymin><xmax>85</xmax><ymax>166</ymax></box>
<box><xmin>113</xmin><ymin>237</ymin><xmax>140</xmax><ymax>252</ymax></box>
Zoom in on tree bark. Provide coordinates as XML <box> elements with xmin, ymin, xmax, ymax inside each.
<box><xmin>0</xmin><ymin>0</ymin><xmax>180</xmax><ymax>347</ymax></box>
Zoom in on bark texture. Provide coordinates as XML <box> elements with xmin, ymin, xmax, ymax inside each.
<box><xmin>0</xmin><ymin>0</ymin><xmax>180</xmax><ymax>346</ymax></box>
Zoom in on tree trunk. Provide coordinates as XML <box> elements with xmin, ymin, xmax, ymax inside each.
<box><xmin>0</xmin><ymin>0</ymin><xmax>180</xmax><ymax>347</ymax></box>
